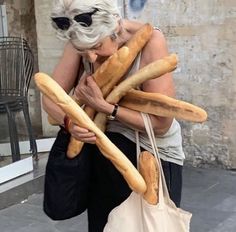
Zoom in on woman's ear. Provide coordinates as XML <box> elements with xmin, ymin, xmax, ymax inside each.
<box><xmin>110</xmin><ymin>32</ymin><xmax>118</xmax><ymax>41</ymax></box>
<box><xmin>110</xmin><ymin>18</ymin><xmax>123</xmax><ymax>41</ymax></box>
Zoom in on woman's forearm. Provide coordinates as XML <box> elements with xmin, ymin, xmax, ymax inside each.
<box><xmin>107</xmin><ymin>104</ymin><xmax>173</xmax><ymax>135</ymax></box>
<box><xmin>42</xmin><ymin>95</ymin><xmax>65</xmax><ymax>125</ymax></box>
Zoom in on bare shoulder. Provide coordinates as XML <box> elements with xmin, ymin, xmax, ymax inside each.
<box><xmin>52</xmin><ymin>42</ymin><xmax>81</xmax><ymax>92</ymax></box>
<box><xmin>140</xmin><ymin>29</ymin><xmax>175</xmax><ymax>97</ymax></box>
<box><xmin>123</xmin><ymin>19</ymin><xmax>144</xmax><ymax>32</ymax></box>
<box><xmin>140</xmin><ymin>29</ymin><xmax>169</xmax><ymax>67</ymax></box>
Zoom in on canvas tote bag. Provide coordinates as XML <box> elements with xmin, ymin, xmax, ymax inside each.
<box><xmin>104</xmin><ymin>113</ymin><xmax>192</xmax><ymax>232</ymax></box>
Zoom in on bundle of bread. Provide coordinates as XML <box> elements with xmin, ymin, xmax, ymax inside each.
<box><xmin>66</xmin><ymin>23</ymin><xmax>154</xmax><ymax>157</ymax></box>
<box><xmin>35</xmin><ymin>72</ymin><xmax>147</xmax><ymax>194</ymax></box>
<box><xmin>40</xmin><ymin>24</ymin><xmax>208</xmax><ymax>202</ymax></box>
<box><xmin>47</xmin><ymin>24</ymin><xmax>207</xmax><ymax>158</ymax></box>
<box><xmin>94</xmin><ymin>54</ymin><xmax>178</xmax><ymax>131</ymax></box>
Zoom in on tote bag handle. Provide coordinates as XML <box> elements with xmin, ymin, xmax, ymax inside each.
<box><xmin>136</xmin><ymin>113</ymin><xmax>173</xmax><ymax>205</ymax></box>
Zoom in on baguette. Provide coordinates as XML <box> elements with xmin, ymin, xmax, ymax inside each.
<box><xmin>94</xmin><ymin>54</ymin><xmax>178</xmax><ymax>131</ymax></box>
<box><xmin>120</xmin><ymin>89</ymin><xmax>208</xmax><ymax>122</ymax></box>
<box><xmin>105</xmin><ymin>54</ymin><xmax>177</xmax><ymax>103</ymax></box>
<box><xmin>93</xmin><ymin>23</ymin><xmax>153</xmax><ymax>97</ymax></box>
<box><xmin>139</xmin><ymin>151</ymin><xmax>159</xmax><ymax>205</ymax></box>
<box><xmin>35</xmin><ymin>72</ymin><xmax>147</xmax><ymax>194</ymax></box>
<box><xmin>67</xmin><ymin>23</ymin><xmax>153</xmax><ymax>158</ymax></box>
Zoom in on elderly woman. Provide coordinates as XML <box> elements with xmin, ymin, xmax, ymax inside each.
<box><xmin>42</xmin><ymin>0</ymin><xmax>185</xmax><ymax>231</ymax></box>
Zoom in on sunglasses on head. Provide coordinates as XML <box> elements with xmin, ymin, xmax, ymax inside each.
<box><xmin>51</xmin><ymin>8</ymin><xmax>98</xmax><ymax>30</ymax></box>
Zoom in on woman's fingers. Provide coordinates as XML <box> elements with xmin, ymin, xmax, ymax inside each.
<box><xmin>74</xmin><ymin>135</ymin><xmax>96</xmax><ymax>143</ymax></box>
<box><xmin>70</xmin><ymin>123</ymin><xmax>96</xmax><ymax>143</ymax></box>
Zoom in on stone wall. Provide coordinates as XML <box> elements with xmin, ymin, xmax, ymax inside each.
<box><xmin>34</xmin><ymin>0</ymin><xmax>66</xmax><ymax>136</ymax></box>
<box><xmin>126</xmin><ymin>0</ymin><xmax>236</xmax><ymax>168</ymax></box>
<box><xmin>0</xmin><ymin>0</ymin><xmax>42</xmax><ymax>143</ymax></box>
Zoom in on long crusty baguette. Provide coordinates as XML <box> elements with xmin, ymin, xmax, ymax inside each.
<box><xmin>35</xmin><ymin>72</ymin><xmax>146</xmax><ymax>194</ymax></box>
<box><xmin>120</xmin><ymin>89</ymin><xmax>208</xmax><ymax>122</ymax></box>
<box><xmin>139</xmin><ymin>151</ymin><xmax>159</xmax><ymax>205</ymax></box>
<box><xmin>66</xmin><ymin>24</ymin><xmax>153</xmax><ymax>158</ymax></box>
<box><xmin>93</xmin><ymin>23</ymin><xmax>153</xmax><ymax>97</ymax></box>
<box><xmin>94</xmin><ymin>54</ymin><xmax>178</xmax><ymax>131</ymax></box>
<box><xmin>105</xmin><ymin>54</ymin><xmax>177</xmax><ymax>103</ymax></box>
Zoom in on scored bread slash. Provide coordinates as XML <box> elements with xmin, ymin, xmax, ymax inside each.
<box><xmin>120</xmin><ymin>89</ymin><xmax>208</xmax><ymax>123</ymax></box>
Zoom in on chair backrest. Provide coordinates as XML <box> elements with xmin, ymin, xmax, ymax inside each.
<box><xmin>0</xmin><ymin>37</ymin><xmax>34</xmax><ymax>97</ymax></box>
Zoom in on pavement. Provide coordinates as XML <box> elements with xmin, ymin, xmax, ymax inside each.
<box><xmin>0</xmin><ymin>157</ymin><xmax>236</xmax><ymax>232</ymax></box>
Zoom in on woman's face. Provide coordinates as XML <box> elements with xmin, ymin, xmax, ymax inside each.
<box><xmin>73</xmin><ymin>36</ymin><xmax>119</xmax><ymax>63</ymax></box>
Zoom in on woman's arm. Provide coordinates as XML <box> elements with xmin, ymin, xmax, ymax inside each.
<box><xmin>96</xmin><ymin>30</ymin><xmax>175</xmax><ymax>135</ymax></box>
<box><xmin>42</xmin><ymin>42</ymin><xmax>81</xmax><ymax>124</ymax></box>
<box><xmin>140</xmin><ymin>29</ymin><xmax>175</xmax><ymax>134</ymax></box>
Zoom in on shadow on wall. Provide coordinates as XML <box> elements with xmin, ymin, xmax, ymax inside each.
<box><xmin>129</xmin><ymin>0</ymin><xmax>147</xmax><ymax>12</ymax></box>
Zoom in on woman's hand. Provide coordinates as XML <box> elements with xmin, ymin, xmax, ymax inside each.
<box><xmin>69</xmin><ymin>122</ymin><xmax>96</xmax><ymax>144</ymax></box>
<box><xmin>74</xmin><ymin>75</ymin><xmax>109</xmax><ymax>113</ymax></box>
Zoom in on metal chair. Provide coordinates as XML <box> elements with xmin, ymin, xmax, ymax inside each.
<box><xmin>0</xmin><ymin>37</ymin><xmax>37</xmax><ymax>162</ymax></box>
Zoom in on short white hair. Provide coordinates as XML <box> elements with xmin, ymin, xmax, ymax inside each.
<box><xmin>51</xmin><ymin>0</ymin><xmax>121</xmax><ymax>50</ymax></box>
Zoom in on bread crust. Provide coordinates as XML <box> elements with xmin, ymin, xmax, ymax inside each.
<box><xmin>120</xmin><ymin>89</ymin><xmax>208</xmax><ymax>122</ymax></box>
<box><xmin>139</xmin><ymin>151</ymin><xmax>159</xmax><ymax>205</ymax></box>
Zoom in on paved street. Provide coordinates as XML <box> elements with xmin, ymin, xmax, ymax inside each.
<box><xmin>0</xmin><ymin>165</ymin><xmax>236</xmax><ymax>232</ymax></box>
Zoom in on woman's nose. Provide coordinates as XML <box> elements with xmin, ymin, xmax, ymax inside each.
<box><xmin>86</xmin><ymin>50</ymin><xmax>97</xmax><ymax>63</ymax></box>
